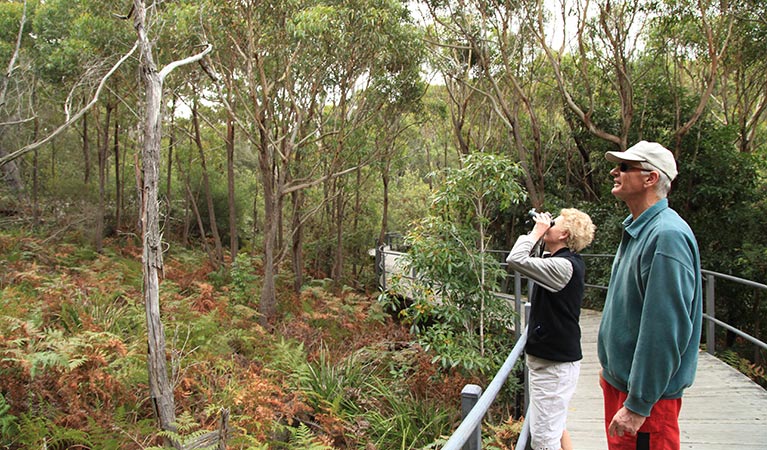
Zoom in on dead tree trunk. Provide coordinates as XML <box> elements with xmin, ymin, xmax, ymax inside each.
<box><xmin>130</xmin><ymin>0</ymin><xmax>212</xmax><ymax>440</ymax></box>
<box><xmin>134</xmin><ymin>7</ymin><xmax>176</xmax><ymax>436</ymax></box>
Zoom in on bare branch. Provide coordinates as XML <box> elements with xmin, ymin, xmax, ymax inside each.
<box><xmin>281</xmin><ymin>164</ymin><xmax>364</xmax><ymax>196</ymax></box>
<box><xmin>529</xmin><ymin>1</ymin><xmax>624</xmax><ymax>148</ymax></box>
<box><xmin>0</xmin><ymin>42</ymin><xmax>139</xmax><ymax>167</ymax></box>
<box><xmin>0</xmin><ymin>0</ymin><xmax>27</xmax><ymax>109</ymax></box>
<box><xmin>158</xmin><ymin>43</ymin><xmax>213</xmax><ymax>81</ymax></box>
<box><xmin>0</xmin><ymin>116</ymin><xmax>35</xmax><ymax>127</ymax></box>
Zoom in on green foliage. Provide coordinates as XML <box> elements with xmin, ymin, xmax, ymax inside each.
<box><xmin>230</xmin><ymin>253</ymin><xmax>260</xmax><ymax>305</ymax></box>
<box><xmin>0</xmin><ymin>1</ymin><xmax>27</xmax><ymax>62</ymax></box>
<box><xmin>0</xmin><ymin>394</ymin><xmax>18</xmax><ymax>441</ymax></box>
<box><xmin>432</xmin><ymin>153</ymin><xmax>527</xmax><ymax>229</ymax></box>
<box><xmin>284</xmin><ymin>423</ymin><xmax>334</xmax><ymax>450</ymax></box>
<box><xmin>388</xmin><ymin>153</ymin><xmax>526</xmax><ymax>376</ymax></box>
<box><xmin>32</xmin><ymin>0</ymin><xmax>131</xmax><ymax>83</ymax></box>
<box><xmin>717</xmin><ymin>349</ymin><xmax>767</xmax><ymax>389</ymax></box>
<box><xmin>15</xmin><ymin>415</ymin><xmax>92</xmax><ymax>449</ymax></box>
<box><xmin>364</xmin><ymin>378</ymin><xmax>454</xmax><ymax>450</ymax></box>
<box><xmin>268</xmin><ymin>336</ymin><xmax>458</xmax><ymax>449</ymax></box>
<box><xmin>146</xmin><ymin>411</ymin><xmax>216</xmax><ymax>450</ymax></box>
<box><xmin>2</xmin><ymin>321</ymin><xmax>117</xmax><ymax>378</ymax></box>
<box><xmin>388</xmin><ymin>170</ymin><xmax>440</xmax><ymax>231</ymax></box>
<box><xmin>266</xmin><ymin>337</ymin><xmax>310</xmax><ymax>381</ymax></box>
<box><xmin>299</xmin><ymin>347</ymin><xmax>371</xmax><ymax>419</ymax></box>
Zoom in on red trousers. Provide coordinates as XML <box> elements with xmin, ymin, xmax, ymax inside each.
<box><xmin>600</xmin><ymin>376</ymin><xmax>682</xmax><ymax>450</ymax></box>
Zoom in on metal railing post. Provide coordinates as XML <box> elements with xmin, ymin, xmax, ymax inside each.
<box><xmin>442</xmin><ymin>331</ymin><xmax>528</xmax><ymax>450</ymax></box>
<box><xmin>706</xmin><ymin>273</ymin><xmax>715</xmax><ymax>355</ymax></box>
<box><xmin>524</xmin><ymin>302</ymin><xmax>531</xmax><ymax>413</ymax></box>
<box><xmin>381</xmin><ymin>248</ymin><xmax>387</xmax><ymax>292</ymax></box>
<box><xmin>375</xmin><ymin>245</ymin><xmax>382</xmax><ymax>291</ymax></box>
<box><xmin>461</xmin><ymin>385</ymin><xmax>483</xmax><ymax>450</ymax></box>
<box><xmin>514</xmin><ymin>271</ymin><xmax>522</xmax><ymax>341</ymax></box>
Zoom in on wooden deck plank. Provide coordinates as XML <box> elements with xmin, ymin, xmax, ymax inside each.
<box><xmin>566</xmin><ymin>309</ymin><xmax>767</xmax><ymax>449</ymax></box>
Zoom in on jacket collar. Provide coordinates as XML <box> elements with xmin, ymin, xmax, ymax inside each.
<box><xmin>623</xmin><ymin>198</ymin><xmax>668</xmax><ymax>239</ymax></box>
<box><xmin>546</xmin><ymin>247</ymin><xmax>573</xmax><ymax>258</ymax></box>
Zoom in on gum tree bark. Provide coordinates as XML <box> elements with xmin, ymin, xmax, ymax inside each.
<box><xmin>130</xmin><ymin>0</ymin><xmax>212</xmax><ymax>438</ymax></box>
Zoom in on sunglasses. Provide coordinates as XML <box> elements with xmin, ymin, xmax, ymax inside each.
<box><xmin>619</xmin><ymin>162</ymin><xmax>652</xmax><ymax>173</ymax></box>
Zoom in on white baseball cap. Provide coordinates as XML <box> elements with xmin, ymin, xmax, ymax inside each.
<box><xmin>605</xmin><ymin>141</ymin><xmax>678</xmax><ymax>181</ymax></box>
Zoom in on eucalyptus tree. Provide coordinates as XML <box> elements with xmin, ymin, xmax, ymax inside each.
<box><xmin>712</xmin><ymin>0</ymin><xmax>767</xmax><ymax>154</ymax></box>
<box><xmin>34</xmin><ymin>0</ymin><xmax>137</xmax><ymax>251</ymax></box>
<box><xmin>372</xmin><ymin>102</ymin><xmax>425</xmax><ymax>247</ymax></box>
<box><xmin>0</xmin><ymin>0</ymin><xmax>31</xmax><ymax>199</ymax></box>
<box><xmin>0</xmin><ymin>0</ymin><xmax>138</xmax><ymax>219</ymax></box>
<box><xmin>205</xmin><ymin>0</ymin><xmax>423</xmax><ymax>321</ymax></box>
<box><xmin>644</xmin><ymin>0</ymin><xmax>734</xmax><ymax>152</ymax></box>
<box><xmin>157</xmin><ymin>2</ymin><xmax>237</xmax><ymax>261</ymax></box>
<box><xmin>204</xmin><ymin>0</ymin><xmax>331</xmax><ymax>323</ymax></box>
<box><xmin>422</xmin><ymin>1</ymin><xmax>486</xmax><ymax>157</ymax></box>
<box><xmin>423</xmin><ymin>0</ymin><xmax>555</xmax><ymax>208</ymax></box>
<box><xmin>293</xmin><ymin>0</ymin><xmax>424</xmax><ymax>286</ymax></box>
<box><xmin>529</xmin><ymin>0</ymin><xmax>733</xmax><ymax>154</ymax></box>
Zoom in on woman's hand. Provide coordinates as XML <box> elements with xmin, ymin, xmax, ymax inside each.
<box><xmin>530</xmin><ymin>211</ymin><xmax>553</xmax><ymax>240</ymax></box>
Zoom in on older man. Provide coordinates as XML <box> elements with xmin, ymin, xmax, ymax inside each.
<box><xmin>598</xmin><ymin>141</ymin><xmax>703</xmax><ymax>450</ymax></box>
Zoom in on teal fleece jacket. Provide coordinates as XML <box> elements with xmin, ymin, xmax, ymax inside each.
<box><xmin>597</xmin><ymin>199</ymin><xmax>703</xmax><ymax>417</ymax></box>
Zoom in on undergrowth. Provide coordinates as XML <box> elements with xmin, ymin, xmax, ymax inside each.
<box><xmin>0</xmin><ymin>229</ymin><xmax>492</xmax><ymax>449</ymax></box>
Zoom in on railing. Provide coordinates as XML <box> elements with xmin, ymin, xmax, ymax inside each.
<box><xmin>441</xmin><ymin>318</ymin><xmax>529</xmax><ymax>450</ymax></box>
<box><xmin>374</xmin><ymin>245</ymin><xmax>767</xmax><ymax>449</ymax></box>
<box><xmin>701</xmin><ymin>269</ymin><xmax>767</xmax><ymax>354</ymax></box>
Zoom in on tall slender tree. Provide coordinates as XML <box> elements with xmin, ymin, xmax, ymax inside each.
<box><xmin>129</xmin><ymin>0</ymin><xmax>211</xmax><ymax>439</ymax></box>
<box><xmin>205</xmin><ymin>0</ymin><xmax>424</xmax><ymax>322</ymax></box>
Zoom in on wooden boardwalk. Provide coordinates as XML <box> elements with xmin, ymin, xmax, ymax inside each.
<box><xmin>567</xmin><ymin>309</ymin><xmax>767</xmax><ymax>449</ymax></box>
<box><xmin>374</xmin><ymin>248</ymin><xmax>767</xmax><ymax>447</ymax></box>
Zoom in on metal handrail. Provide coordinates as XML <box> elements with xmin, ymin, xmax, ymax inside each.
<box><xmin>441</xmin><ymin>326</ymin><xmax>529</xmax><ymax>450</ymax></box>
<box><xmin>702</xmin><ymin>270</ymin><xmax>767</xmax><ymax>353</ymax></box>
<box><xmin>374</xmin><ymin>245</ymin><xmax>767</xmax><ymax>448</ymax></box>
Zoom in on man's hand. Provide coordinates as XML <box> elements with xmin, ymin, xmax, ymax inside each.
<box><xmin>608</xmin><ymin>407</ymin><xmax>647</xmax><ymax>437</ymax></box>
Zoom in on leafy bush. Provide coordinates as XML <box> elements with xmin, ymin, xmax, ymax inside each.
<box><xmin>385</xmin><ymin>153</ymin><xmax>526</xmax><ymax>377</ymax></box>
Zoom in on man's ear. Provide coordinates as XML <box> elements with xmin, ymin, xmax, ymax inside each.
<box><xmin>559</xmin><ymin>230</ymin><xmax>570</xmax><ymax>242</ymax></box>
<box><xmin>644</xmin><ymin>171</ymin><xmax>660</xmax><ymax>187</ymax></box>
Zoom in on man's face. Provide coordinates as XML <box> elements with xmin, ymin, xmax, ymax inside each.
<box><xmin>609</xmin><ymin>162</ymin><xmax>652</xmax><ymax>201</ymax></box>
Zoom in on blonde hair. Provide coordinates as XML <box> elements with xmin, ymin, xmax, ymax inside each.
<box><xmin>559</xmin><ymin>208</ymin><xmax>596</xmax><ymax>252</ymax></box>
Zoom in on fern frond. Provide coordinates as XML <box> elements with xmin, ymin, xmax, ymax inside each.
<box><xmin>288</xmin><ymin>423</ymin><xmax>333</xmax><ymax>450</ymax></box>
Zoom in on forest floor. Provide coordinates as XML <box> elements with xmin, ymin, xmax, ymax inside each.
<box><xmin>0</xmin><ymin>228</ymin><xmax>520</xmax><ymax>449</ymax></box>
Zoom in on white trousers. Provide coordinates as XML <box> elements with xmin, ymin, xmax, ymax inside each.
<box><xmin>527</xmin><ymin>354</ymin><xmax>581</xmax><ymax>450</ymax></box>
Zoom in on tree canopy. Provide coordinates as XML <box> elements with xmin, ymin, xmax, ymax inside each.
<box><xmin>0</xmin><ymin>0</ymin><xmax>765</xmax><ymax>447</ymax></box>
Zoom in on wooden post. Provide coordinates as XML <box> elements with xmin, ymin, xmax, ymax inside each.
<box><xmin>217</xmin><ymin>408</ymin><xmax>229</xmax><ymax>450</ymax></box>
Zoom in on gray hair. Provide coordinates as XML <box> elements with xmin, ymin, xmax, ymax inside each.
<box><xmin>640</xmin><ymin>163</ymin><xmax>672</xmax><ymax>198</ymax></box>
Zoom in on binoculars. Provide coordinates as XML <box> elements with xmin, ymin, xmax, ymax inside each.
<box><xmin>526</xmin><ymin>208</ymin><xmax>555</xmax><ymax>228</ymax></box>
